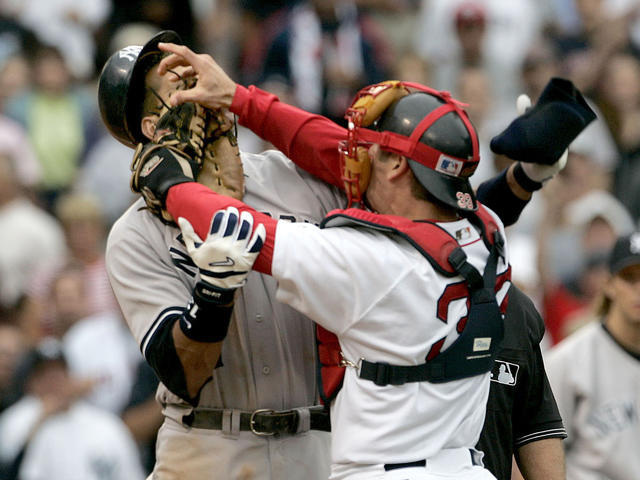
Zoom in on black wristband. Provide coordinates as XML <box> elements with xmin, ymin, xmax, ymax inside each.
<box><xmin>512</xmin><ymin>162</ymin><xmax>543</xmax><ymax>192</ymax></box>
<box><xmin>179</xmin><ymin>282</ymin><xmax>235</xmax><ymax>342</ymax></box>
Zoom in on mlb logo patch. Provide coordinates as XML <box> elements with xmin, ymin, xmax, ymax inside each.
<box><xmin>436</xmin><ymin>155</ymin><xmax>463</xmax><ymax>176</ymax></box>
<box><xmin>490</xmin><ymin>360</ymin><xmax>519</xmax><ymax>386</ymax></box>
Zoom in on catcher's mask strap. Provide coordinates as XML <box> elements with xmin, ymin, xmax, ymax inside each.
<box><xmin>357</xmin><ymin>128</ymin><xmax>471</xmax><ymax>172</ymax></box>
<box><xmin>345</xmin><ymin>81</ymin><xmax>479</xmax><ymax>174</ymax></box>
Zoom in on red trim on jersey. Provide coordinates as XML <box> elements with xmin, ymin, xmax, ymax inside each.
<box><xmin>166</xmin><ymin>183</ymin><xmax>277</xmax><ymax>275</ymax></box>
<box><xmin>231</xmin><ymin>85</ymin><xmax>347</xmax><ymax>189</ymax></box>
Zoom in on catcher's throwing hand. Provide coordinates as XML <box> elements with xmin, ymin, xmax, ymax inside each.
<box><xmin>156</xmin><ymin>42</ymin><xmax>237</xmax><ymax>111</ymax></box>
<box><xmin>178</xmin><ymin>207</ymin><xmax>266</xmax><ymax>290</ymax></box>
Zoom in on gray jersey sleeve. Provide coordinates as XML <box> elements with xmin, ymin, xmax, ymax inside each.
<box><xmin>106</xmin><ymin>199</ymin><xmax>196</xmax><ymax>359</ymax></box>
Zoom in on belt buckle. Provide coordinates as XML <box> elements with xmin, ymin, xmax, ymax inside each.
<box><xmin>250</xmin><ymin>409</ymin><xmax>276</xmax><ymax>436</ymax></box>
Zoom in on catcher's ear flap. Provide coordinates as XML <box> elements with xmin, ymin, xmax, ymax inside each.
<box><xmin>343</xmin><ymin>146</ymin><xmax>372</xmax><ymax>202</ymax></box>
<box><xmin>490</xmin><ymin>77</ymin><xmax>596</xmax><ymax>165</ymax></box>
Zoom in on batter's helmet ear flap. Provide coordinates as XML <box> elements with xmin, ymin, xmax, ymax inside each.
<box><xmin>98</xmin><ymin>30</ymin><xmax>182</xmax><ymax>148</ymax></box>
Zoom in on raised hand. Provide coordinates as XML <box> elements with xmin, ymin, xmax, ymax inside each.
<box><xmin>156</xmin><ymin>42</ymin><xmax>237</xmax><ymax>111</ymax></box>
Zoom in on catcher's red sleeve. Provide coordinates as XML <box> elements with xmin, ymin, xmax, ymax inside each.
<box><xmin>231</xmin><ymin>85</ymin><xmax>346</xmax><ymax>189</ymax></box>
<box><xmin>166</xmin><ymin>182</ymin><xmax>277</xmax><ymax>275</ymax></box>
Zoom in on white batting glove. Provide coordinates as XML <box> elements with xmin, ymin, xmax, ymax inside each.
<box><xmin>178</xmin><ymin>207</ymin><xmax>266</xmax><ymax>290</ymax></box>
<box><xmin>516</xmin><ymin>94</ymin><xmax>568</xmax><ymax>184</ymax></box>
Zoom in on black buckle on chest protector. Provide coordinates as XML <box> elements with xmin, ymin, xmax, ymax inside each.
<box><xmin>359</xmin><ymin>234</ymin><xmax>504</xmax><ymax>385</ymax></box>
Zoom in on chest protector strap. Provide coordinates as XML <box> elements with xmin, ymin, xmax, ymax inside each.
<box><xmin>317</xmin><ymin>206</ymin><xmax>506</xmax><ymax>398</ymax></box>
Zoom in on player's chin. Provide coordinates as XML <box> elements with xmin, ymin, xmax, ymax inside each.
<box><xmin>626</xmin><ymin>304</ymin><xmax>640</xmax><ymax>322</ymax></box>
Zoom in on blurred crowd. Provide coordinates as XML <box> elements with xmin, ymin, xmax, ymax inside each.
<box><xmin>0</xmin><ymin>0</ymin><xmax>639</xmax><ymax>478</ymax></box>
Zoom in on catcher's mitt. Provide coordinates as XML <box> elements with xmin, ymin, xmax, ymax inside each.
<box><xmin>131</xmin><ymin>81</ymin><xmax>244</xmax><ymax>223</ymax></box>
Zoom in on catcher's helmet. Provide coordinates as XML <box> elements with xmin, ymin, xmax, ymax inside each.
<box><xmin>98</xmin><ymin>30</ymin><xmax>182</xmax><ymax>148</ymax></box>
<box><xmin>375</xmin><ymin>91</ymin><xmax>479</xmax><ymax>211</ymax></box>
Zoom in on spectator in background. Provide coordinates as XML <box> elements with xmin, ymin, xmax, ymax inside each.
<box><xmin>415</xmin><ymin>0</ymin><xmax>544</xmax><ymax>111</ymax></box>
<box><xmin>594</xmin><ymin>52</ymin><xmax>640</xmax><ymax>219</ymax></box>
<box><xmin>0</xmin><ymin>339</ymin><xmax>145</xmax><ymax>480</ymax></box>
<box><xmin>551</xmin><ymin>0</ymin><xmax>640</xmax><ymax>95</ymax></box>
<box><xmin>520</xmin><ymin>39</ymin><xmax>619</xmax><ymax>176</ymax></box>
<box><xmin>506</xmin><ymin>38</ymin><xmax>619</xmax><ymax>239</ymax></box>
<box><xmin>48</xmin><ymin>263</ymin><xmax>141</xmax><ymax>415</ymax></box>
<box><xmin>0</xmin><ymin>7</ymin><xmax>40</xmax><ymax>66</ymax></box>
<box><xmin>539</xmin><ymin>189</ymin><xmax>635</xmax><ymax>345</ymax></box>
<box><xmin>120</xmin><ymin>362</ymin><xmax>162</xmax><ymax>475</ymax></box>
<box><xmin>75</xmin><ymin>133</ymin><xmax>139</xmax><ymax>226</ymax></box>
<box><xmin>4</xmin><ymin>45</ymin><xmax>97</xmax><ymax>211</ymax></box>
<box><xmin>1</xmin><ymin>0</ymin><xmax>110</xmax><ymax>80</ymax></box>
<box><xmin>22</xmin><ymin>192</ymin><xmax>118</xmax><ymax>348</ymax></box>
<box><xmin>259</xmin><ymin>0</ymin><xmax>392</xmax><ymax>124</ymax></box>
<box><xmin>237</xmin><ymin>0</ymin><xmax>298</xmax><ymax>85</ymax></box>
<box><xmin>0</xmin><ymin>115</ymin><xmax>42</xmax><ymax>193</ymax></box>
<box><xmin>0</xmin><ymin>152</ymin><xmax>66</xmax><ymax>311</ymax></box>
<box><xmin>0</xmin><ymin>53</ymin><xmax>32</xmax><ymax>110</ymax></box>
<box><xmin>545</xmin><ymin>231</ymin><xmax>640</xmax><ymax>479</ymax></box>
<box><xmin>0</xmin><ymin>322</ymin><xmax>27</xmax><ymax>413</ymax></box>
<box><xmin>96</xmin><ymin>0</ymin><xmax>197</xmax><ymax>73</ymax></box>
<box><xmin>49</xmin><ymin>192</ymin><xmax>117</xmax><ymax>316</ymax></box>
<box><xmin>456</xmin><ymin>65</ymin><xmax>513</xmax><ymax>187</ymax></box>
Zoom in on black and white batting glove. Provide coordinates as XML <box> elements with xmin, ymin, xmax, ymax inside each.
<box><xmin>178</xmin><ymin>206</ymin><xmax>266</xmax><ymax>291</ymax></box>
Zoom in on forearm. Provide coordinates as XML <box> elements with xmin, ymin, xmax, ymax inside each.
<box><xmin>476</xmin><ymin>163</ymin><xmax>534</xmax><ymax>227</ymax></box>
<box><xmin>515</xmin><ymin>438</ymin><xmax>566</xmax><ymax>480</ymax></box>
<box><xmin>231</xmin><ymin>85</ymin><xmax>346</xmax><ymax>188</ymax></box>
<box><xmin>172</xmin><ymin>321</ymin><xmax>223</xmax><ymax>399</ymax></box>
<box><xmin>146</xmin><ymin>286</ymin><xmax>234</xmax><ymax>404</ymax></box>
<box><xmin>166</xmin><ymin>182</ymin><xmax>278</xmax><ymax>274</ymax></box>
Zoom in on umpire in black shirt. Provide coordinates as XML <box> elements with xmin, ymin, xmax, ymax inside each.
<box><xmin>477</xmin><ymin>284</ymin><xmax>567</xmax><ymax>480</ymax></box>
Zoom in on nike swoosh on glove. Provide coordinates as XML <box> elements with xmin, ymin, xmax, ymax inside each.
<box><xmin>178</xmin><ymin>206</ymin><xmax>266</xmax><ymax>290</ymax></box>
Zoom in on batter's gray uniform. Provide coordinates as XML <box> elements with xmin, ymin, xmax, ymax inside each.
<box><xmin>106</xmin><ymin>150</ymin><xmax>345</xmax><ymax>479</ymax></box>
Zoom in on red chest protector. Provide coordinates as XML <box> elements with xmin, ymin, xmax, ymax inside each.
<box><xmin>316</xmin><ymin>204</ymin><xmax>511</xmax><ymax>406</ymax></box>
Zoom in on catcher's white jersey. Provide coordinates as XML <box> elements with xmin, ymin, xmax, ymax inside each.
<box><xmin>270</xmin><ymin>212</ymin><xmax>510</xmax><ymax>477</ymax></box>
<box><xmin>545</xmin><ymin>321</ymin><xmax>640</xmax><ymax>480</ymax></box>
<box><xmin>106</xmin><ymin>150</ymin><xmax>344</xmax><ymax>479</ymax></box>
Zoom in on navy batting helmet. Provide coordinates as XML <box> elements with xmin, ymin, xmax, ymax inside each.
<box><xmin>97</xmin><ymin>30</ymin><xmax>182</xmax><ymax>148</ymax></box>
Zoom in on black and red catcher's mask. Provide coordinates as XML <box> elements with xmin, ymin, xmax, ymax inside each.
<box><xmin>340</xmin><ymin>81</ymin><xmax>480</xmax><ymax>211</ymax></box>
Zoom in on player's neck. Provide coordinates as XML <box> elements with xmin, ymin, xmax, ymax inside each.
<box><xmin>378</xmin><ymin>190</ymin><xmax>459</xmax><ymax>222</ymax></box>
<box><xmin>605</xmin><ymin>309</ymin><xmax>640</xmax><ymax>354</ymax></box>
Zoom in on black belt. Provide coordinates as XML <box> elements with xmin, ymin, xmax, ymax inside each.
<box><xmin>384</xmin><ymin>449</ymin><xmax>481</xmax><ymax>471</ymax></box>
<box><xmin>182</xmin><ymin>407</ymin><xmax>331</xmax><ymax>435</ymax></box>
